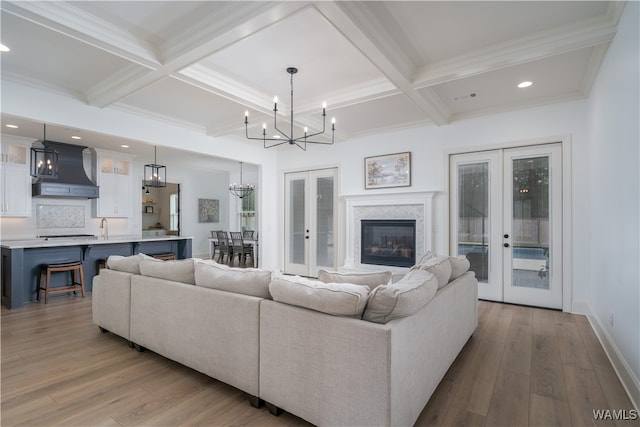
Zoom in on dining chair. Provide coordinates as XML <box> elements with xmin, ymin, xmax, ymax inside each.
<box><xmin>216</xmin><ymin>231</ymin><xmax>233</xmax><ymax>264</ymax></box>
<box><xmin>230</xmin><ymin>231</ymin><xmax>253</xmax><ymax>266</ymax></box>
<box><xmin>210</xmin><ymin>230</ymin><xmax>221</xmax><ymax>260</ymax></box>
<box><xmin>242</xmin><ymin>230</ymin><xmax>255</xmax><ymax>240</ymax></box>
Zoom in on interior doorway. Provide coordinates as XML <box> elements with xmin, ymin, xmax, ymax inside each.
<box><xmin>142</xmin><ymin>182</ymin><xmax>180</xmax><ymax>236</ymax></box>
<box><xmin>450</xmin><ymin>143</ymin><xmax>563</xmax><ymax>309</ymax></box>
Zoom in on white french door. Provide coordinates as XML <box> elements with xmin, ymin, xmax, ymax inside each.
<box><xmin>450</xmin><ymin>143</ymin><xmax>563</xmax><ymax>309</ymax></box>
<box><xmin>284</xmin><ymin>168</ymin><xmax>337</xmax><ymax>277</ymax></box>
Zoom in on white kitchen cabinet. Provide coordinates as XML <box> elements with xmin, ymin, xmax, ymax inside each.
<box><xmin>1</xmin><ymin>137</ymin><xmax>32</xmax><ymax>217</ymax></box>
<box><xmin>93</xmin><ymin>150</ymin><xmax>134</xmax><ymax>218</ymax></box>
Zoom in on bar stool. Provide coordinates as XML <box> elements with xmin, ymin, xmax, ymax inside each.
<box><xmin>151</xmin><ymin>253</ymin><xmax>176</xmax><ymax>261</ymax></box>
<box><xmin>37</xmin><ymin>261</ymin><xmax>86</xmax><ymax>304</ymax></box>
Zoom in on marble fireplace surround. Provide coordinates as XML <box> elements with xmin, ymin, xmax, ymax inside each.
<box><xmin>341</xmin><ymin>191</ymin><xmax>436</xmax><ymax>273</ymax></box>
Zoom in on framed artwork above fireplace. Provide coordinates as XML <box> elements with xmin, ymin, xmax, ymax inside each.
<box><xmin>364</xmin><ymin>152</ymin><xmax>411</xmax><ymax>189</ymax></box>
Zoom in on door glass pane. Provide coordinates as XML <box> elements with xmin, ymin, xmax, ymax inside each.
<box><xmin>315</xmin><ymin>176</ymin><xmax>334</xmax><ymax>268</ymax></box>
<box><xmin>457</xmin><ymin>163</ymin><xmax>489</xmax><ymax>282</ymax></box>
<box><xmin>512</xmin><ymin>156</ymin><xmax>550</xmax><ymax>289</ymax></box>
<box><xmin>290</xmin><ymin>179</ymin><xmax>306</xmax><ymax>264</ymax></box>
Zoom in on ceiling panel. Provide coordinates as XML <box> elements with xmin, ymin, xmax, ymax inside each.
<box><xmin>429</xmin><ymin>47</ymin><xmax>595</xmax><ymax>116</ymax></box>
<box><xmin>0</xmin><ymin>12</ymin><xmax>138</xmax><ymax>94</ymax></box>
<box><xmin>374</xmin><ymin>1</ymin><xmax>610</xmax><ymax>66</ymax></box>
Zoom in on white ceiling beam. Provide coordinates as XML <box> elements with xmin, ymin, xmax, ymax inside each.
<box><xmin>2</xmin><ymin>1</ymin><xmax>160</xmax><ymax>68</ymax></box>
<box><xmin>313</xmin><ymin>2</ymin><xmax>450</xmax><ymax>126</ymax></box>
<box><xmin>412</xmin><ymin>18</ymin><xmax>618</xmax><ymax>89</ymax></box>
<box><xmin>86</xmin><ymin>2</ymin><xmax>311</xmax><ymax>108</ymax></box>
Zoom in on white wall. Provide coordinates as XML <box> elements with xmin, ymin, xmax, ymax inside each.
<box><xmin>277</xmin><ymin>100</ymin><xmax>590</xmax><ymax>306</ymax></box>
<box><xmin>586</xmin><ymin>1</ymin><xmax>639</xmax><ymax>404</ymax></box>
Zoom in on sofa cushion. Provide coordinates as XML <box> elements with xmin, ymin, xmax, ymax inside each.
<box><xmin>139</xmin><ymin>258</ymin><xmax>196</xmax><ymax>284</ymax></box>
<box><xmin>317</xmin><ymin>270</ymin><xmax>392</xmax><ymax>290</ymax></box>
<box><xmin>270</xmin><ymin>276</ymin><xmax>370</xmax><ymax>317</ymax></box>
<box><xmin>107</xmin><ymin>253</ymin><xmax>153</xmax><ymax>274</ymax></box>
<box><xmin>362</xmin><ymin>269</ymin><xmax>438</xmax><ymax>324</ymax></box>
<box><xmin>413</xmin><ymin>255</ymin><xmax>452</xmax><ymax>289</ymax></box>
<box><xmin>449</xmin><ymin>256</ymin><xmax>471</xmax><ymax>281</ymax></box>
<box><xmin>194</xmin><ymin>261</ymin><xmax>272</xmax><ymax>299</ymax></box>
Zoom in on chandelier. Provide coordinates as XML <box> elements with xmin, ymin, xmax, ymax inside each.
<box><xmin>244</xmin><ymin>67</ymin><xmax>335</xmax><ymax>151</ymax></box>
<box><xmin>229</xmin><ymin>161</ymin><xmax>254</xmax><ymax>198</ymax></box>
<box><xmin>144</xmin><ymin>146</ymin><xmax>166</xmax><ymax>188</ymax></box>
<box><xmin>30</xmin><ymin>124</ymin><xmax>59</xmax><ymax>178</ymax></box>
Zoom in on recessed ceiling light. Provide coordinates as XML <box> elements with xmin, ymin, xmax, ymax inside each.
<box><xmin>120</xmin><ymin>144</ymin><xmax>130</xmax><ymax>148</ymax></box>
<box><xmin>71</xmin><ymin>135</ymin><xmax>82</xmax><ymax>140</ymax></box>
<box><xmin>518</xmin><ymin>81</ymin><xmax>533</xmax><ymax>88</ymax></box>
<box><xmin>5</xmin><ymin>124</ymin><xmax>18</xmax><ymax>129</ymax></box>
<box><xmin>0</xmin><ymin>44</ymin><xmax>10</xmax><ymax>52</ymax></box>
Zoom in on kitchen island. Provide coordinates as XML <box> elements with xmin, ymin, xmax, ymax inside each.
<box><xmin>1</xmin><ymin>235</ymin><xmax>192</xmax><ymax>309</ymax></box>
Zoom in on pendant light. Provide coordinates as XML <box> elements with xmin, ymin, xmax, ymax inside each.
<box><xmin>30</xmin><ymin>124</ymin><xmax>59</xmax><ymax>178</ymax></box>
<box><xmin>144</xmin><ymin>146</ymin><xmax>166</xmax><ymax>188</ymax></box>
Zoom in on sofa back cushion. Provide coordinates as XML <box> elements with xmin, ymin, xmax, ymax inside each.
<box><xmin>317</xmin><ymin>270</ymin><xmax>392</xmax><ymax>290</ymax></box>
<box><xmin>270</xmin><ymin>276</ymin><xmax>370</xmax><ymax>317</ymax></box>
<box><xmin>412</xmin><ymin>255</ymin><xmax>452</xmax><ymax>289</ymax></box>
<box><xmin>449</xmin><ymin>256</ymin><xmax>471</xmax><ymax>281</ymax></box>
<box><xmin>139</xmin><ymin>258</ymin><xmax>196</xmax><ymax>284</ymax></box>
<box><xmin>194</xmin><ymin>261</ymin><xmax>272</xmax><ymax>299</ymax></box>
<box><xmin>107</xmin><ymin>253</ymin><xmax>154</xmax><ymax>274</ymax></box>
<box><xmin>362</xmin><ymin>269</ymin><xmax>438</xmax><ymax>324</ymax></box>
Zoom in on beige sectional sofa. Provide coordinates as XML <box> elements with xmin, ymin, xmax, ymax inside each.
<box><xmin>92</xmin><ymin>254</ymin><xmax>477</xmax><ymax>426</ymax></box>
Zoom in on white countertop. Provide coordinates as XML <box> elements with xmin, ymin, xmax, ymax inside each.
<box><xmin>0</xmin><ymin>235</ymin><xmax>192</xmax><ymax>249</ymax></box>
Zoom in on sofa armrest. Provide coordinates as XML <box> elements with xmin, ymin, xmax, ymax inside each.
<box><xmin>92</xmin><ymin>269</ymin><xmax>133</xmax><ymax>340</ymax></box>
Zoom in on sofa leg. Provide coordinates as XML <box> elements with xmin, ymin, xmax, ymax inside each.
<box><xmin>128</xmin><ymin>341</ymin><xmax>134</xmax><ymax>348</ymax></box>
<box><xmin>266</xmin><ymin>402</ymin><xmax>283</xmax><ymax>416</ymax></box>
<box><xmin>98</xmin><ymin>326</ymin><xmax>109</xmax><ymax>333</ymax></box>
<box><xmin>246</xmin><ymin>394</ymin><xmax>263</xmax><ymax>408</ymax></box>
<box><xmin>133</xmin><ymin>343</ymin><xmax>146</xmax><ymax>352</ymax></box>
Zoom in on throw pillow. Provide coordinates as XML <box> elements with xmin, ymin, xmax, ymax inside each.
<box><xmin>409</xmin><ymin>251</ymin><xmax>434</xmax><ymax>271</ymax></box>
<box><xmin>139</xmin><ymin>258</ymin><xmax>196</xmax><ymax>285</ymax></box>
<box><xmin>317</xmin><ymin>270</ymin><xmax>392</xmax><ymax>290</ymax></box>
<box><xmin>269</xmin><ymin>275</ymin><xmax>370</xmax><ymax>317</ymax></box>
<box><xmin>107</xmin><ymin>253</ymin><xmax>153</xmax><ymax>274</ymax></box>
<box><xmin>449</xmin><ymin>256</ymin><xmax>471</xmax><ymax>281</ymax></box>
<box><xmin>194</xmin><ymin>261</ymin><xmax>272</xmax><ymax>299</ymax></box>
<box><xmin>414</xmin><ymin>255</ymin><xmax>452</xmax><ymax>289</ymax></box>
<box><xmin>362</xmin><ymin>269</ymin><xmax>438</xmax><ymax>324</ymax></box>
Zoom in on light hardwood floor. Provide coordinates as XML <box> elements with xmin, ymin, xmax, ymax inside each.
<box><xmin>1</xmin><ymin>294</ymin><xmax>636</xmax><ymax>426</ymax></box>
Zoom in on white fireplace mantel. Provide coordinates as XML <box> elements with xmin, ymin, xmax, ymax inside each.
<box><xmin>341</xmin><ymin>191</ymin><xmax>436</xmax><ymax>272</ymax></box>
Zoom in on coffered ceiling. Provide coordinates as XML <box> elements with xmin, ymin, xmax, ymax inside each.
<box><xmin>0</xmin><ymin>1</ymin><xmax>623</xmax><ymax>153</ymax></box>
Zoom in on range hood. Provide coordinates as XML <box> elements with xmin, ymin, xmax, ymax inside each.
<box><xmin>32</xmin><ymin>141</ymin><xmax>99</xmax><ymax>199</ymax></box>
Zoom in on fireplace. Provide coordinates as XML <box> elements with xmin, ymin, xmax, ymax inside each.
<box><xmin>361</xmin><ymin>220</ymin><xmax>416</xmax><ymax>268</ymax></box>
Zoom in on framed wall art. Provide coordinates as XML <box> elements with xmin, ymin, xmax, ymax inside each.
<box><xmin>198</xmin><ymin>198</ymin><xmax>219</xmax><ymax>223</ymax></box>
<box><xmin>364</xmin><ymin>152</ymin><xmax>411</xmax><ymax>189</ymax></box>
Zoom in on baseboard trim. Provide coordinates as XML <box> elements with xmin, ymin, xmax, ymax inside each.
<box><xmin>583</xmin><ymin>304</ymin><xmax>640</xmax><ymax>411</ymax></box>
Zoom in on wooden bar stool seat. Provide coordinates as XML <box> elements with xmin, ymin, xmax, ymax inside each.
<box><xmin>151</xmin><ymin>253</ymin><xmax>176</xmax><ymax>261</ymax></box>
<box><xmin>37</xmin><ymin>261</ymin><xmax>86</xmax><ymax>304</ymax></box>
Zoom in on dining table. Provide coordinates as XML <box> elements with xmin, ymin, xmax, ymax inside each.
<box><xmin>208</xmin><ymin>235</ymin><xmax>258</xmax><ymax>268</ymax></box>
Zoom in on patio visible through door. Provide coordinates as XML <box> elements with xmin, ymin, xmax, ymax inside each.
<box><xmin>450</xmin><ymin>143</ymin><xmax>563</xmax><ymax>309</ymax></box>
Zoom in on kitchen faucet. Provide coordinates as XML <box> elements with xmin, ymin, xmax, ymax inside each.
<box><xmin>100</xmin><ymin>218</ymin><xmax>109</xmax><ymax>240</ymax></box>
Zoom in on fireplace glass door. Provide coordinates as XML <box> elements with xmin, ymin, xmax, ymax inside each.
<box><xmin>284</xmin><ymin>168</ymin><xmax>337</xmax><ymax>277</ymax></box>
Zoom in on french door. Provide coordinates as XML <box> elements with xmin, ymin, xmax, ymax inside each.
<box><xmin>284</xmin><ymin>168</ymin><xmax>337</xmax><ymax>277</ymax></box>
<box><xmin>450</xmin><ymin>143</ymin><xmax>563</xmax><ymax>309</ymax></box>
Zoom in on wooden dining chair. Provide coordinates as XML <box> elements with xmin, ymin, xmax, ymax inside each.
<box><xmin>230</xmin><ymin>231</ymin><xmax>253</xmax><ymax>266</ymax></box>
<box><xmin>216</xmin><ymin>231</ymin><xmax>233</xmax><ymax>264</ymax></box>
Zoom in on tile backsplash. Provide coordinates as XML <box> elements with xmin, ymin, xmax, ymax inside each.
<box><xmin>36</xmin><ymin>204</ymin><xmax>85</xmax><ymax>229</ymax></box>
